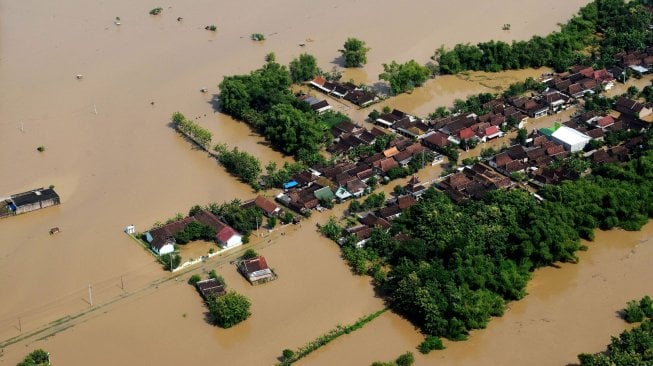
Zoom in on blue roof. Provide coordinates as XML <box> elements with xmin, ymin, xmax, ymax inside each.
<box><xmin>283</xmin><ymin>180</ymin><xmax>299</xmax><ymax>189</ymax></box>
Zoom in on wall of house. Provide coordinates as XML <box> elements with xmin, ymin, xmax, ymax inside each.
<box><xmin>15</xmin><ymin>202</ymin><xmax>41</xmax><ymax>214</ymax></box>
<box><xmin>156</xmin><ymin>243</ymin><xmax>175</xmax><ymax>256</ymax></box>
<box><xmin>223</xmin><ymin>235</ymin><xmax>243</xmax><ymax>249</ymax></box>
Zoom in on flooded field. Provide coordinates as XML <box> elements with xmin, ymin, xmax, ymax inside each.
<box><xmin>9</xmin><ymin>0</ymin><xmax>653</xmax><ymax>365</ymax></box>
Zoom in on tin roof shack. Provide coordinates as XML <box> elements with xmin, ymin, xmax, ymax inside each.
<box><xmin>8</xmin><ymin>188</ymin><xmax>60</xmax><ymax>216</ymax></box>
<box><xmin>195</xmin><ymin>278</ymin><xmax>226</xmax><ymax>300</ymax></box>
<box><xmin>238</xmin><ymin>256</ymin><xmax>276</xmax><ymax>284</ymax></box>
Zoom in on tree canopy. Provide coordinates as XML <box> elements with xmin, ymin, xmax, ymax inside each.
<box><xmin>208</xmin><ymin>291</ymin><xmax>251</xmax><ymax>328</ymax></box>
<box><xmin>289</xmin><ymin>53</ymin><xmax>320</xmax><ymax>83</ymax></box>
<box><xmin>379</xmin><ymin>60</ymin><xmax>431</xmax><ymax>95</ymax></box>
<box><xmin>341</xmin><ymin>37</ymin><xmax>370</xmax><ymax>67</ymax></box>
<box><xmin>435</xmin><ymin>0</ymin><xmax>653</xmax><ymax>74</ymax></box>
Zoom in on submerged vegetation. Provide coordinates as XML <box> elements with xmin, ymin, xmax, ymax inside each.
<box><xmin>172</xmin><ymin>112</ymin><xmax>212</xmax><ymax>148</ymax></box>
<box><xmin>214</xmin><ymin>143</ymin><xmax>262</xmax><ymax>186</ymax></box>
<box><xmin>277</xmin><ymin>309</ymin><xmax>387</xmax><ymax>365</ymax></box>
<box><xmin>340</xmin><ymin>37</ymin><xmax>370</xmax><ymax>68</ymax></box>
<box><xmin>149</xmin><ymin>7</ymin><xmax>162</xmax><ymax>15</ymax></box>
<box><xmin>251</xmin><ymin>33</ymin><xmax>266</xmax><ymax>41</ymax></box>
<box><xmin>578</xmin><ymin>296</ymin><xmax>653</xmax><ymax>365</ymax></box>
<box><xmin>17</xmin><ymin>349</ymin><xmax>50</xmax><ymax>366</ymax></box>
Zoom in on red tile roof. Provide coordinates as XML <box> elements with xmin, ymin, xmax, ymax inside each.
<box><xmin>458</xmin><ymin>127</ymin><xmax>475</xmax><ymax>140</ymax></box>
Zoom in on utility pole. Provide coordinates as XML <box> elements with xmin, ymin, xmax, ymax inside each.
<box><xmin>18</xmin><ymin>317</ymin><xmax>21</xmax><ymax>332</ymax></box>
<box><xmin>20</xmin><ymin>121</ymin><xmax>24</xmax><ymax>133</ymax></box>
<box><xmin>121</xmin><ymin>276</ymin><xmax>125</xmax><ymax>291</ymax></box>
<box><xmin>88</xmin><ymin>284</ymin><xmax>93</xmax><ymax>307</ymax></box>
<box><xmin>93</xmin><ymin>104</ymin><xmax>98</xmax><ymax>115</ymax></box>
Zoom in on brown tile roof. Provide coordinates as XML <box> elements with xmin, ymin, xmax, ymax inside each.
<box><xmin>148</xmin><ymin>217</ymin><xmax>195</xmax><ymax>250</ymax></box>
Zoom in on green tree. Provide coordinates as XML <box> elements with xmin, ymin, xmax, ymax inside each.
<box><xmin>340</xmin><ymin>37</ymin><xmax>370</xmax><ymax>67</ymax></box>
<box><xmin>207</xmin><ymin>292</ymin><xmax>251</xmax><ymax>328</ymax></box>
<box><xmin>289</xmin><ymin>53</ymin><xmax>320</xmax><ymax>83</ymax></box>
<box><xmin>379</xmin><ymin>60</ymin><xmax>431</xmax><ymax>95</ymax></box>
<box><xmin>320</xmin><ymin>216</ymin><xmax>342</xmax><ymax>241</ymax></box>
<box><xmin>267</xmin><ymin>216</ymin><xmax>277</xmax><ymax>228</ymax></box>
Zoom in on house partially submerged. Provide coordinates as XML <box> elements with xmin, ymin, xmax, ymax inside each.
<box><xmin>2</xmin><ymin>187</ymin><xmax>61</xmax><ymax>217</ymax></box>
<box><xmin>238</xmin><ymin>256</ymin><xmax>275</xmax><ymax>284</ymax></box>
<box><xmin>195</xmin><ymin>278</ymin><xmax>226</xmax><ymax>300</ymax></box>
<box><xmin>242</xmin><ymin>195</ymin><xmax>281</xmax><ymax>217</ymax></box>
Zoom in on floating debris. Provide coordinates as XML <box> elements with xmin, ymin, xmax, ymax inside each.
<box><xmin>177</xmin><ymin>17</ymin><xmax>183</xmax><ymax>22</ymax></box>
<box><xmin>76</xmin><ymin>74</ymin><xmax>84</xmax><ymax>80</ymax></box>
<box><xmin>200</xmin><ymin>88</ymin><xmax>208</xmax><ymax>93</ymax></box>
<box><xmin>299</xmin><ymin>43</ymin><xmax>306</xmax><ymax>47</ymax></box>
<box><xmin>49</xmin><ymin>227</ymin><xmax>61</xmax><ymax>235</ymax></box>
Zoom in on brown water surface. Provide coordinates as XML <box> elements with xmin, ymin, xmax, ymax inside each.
<box><xmin>5</xmin><ymin>0</ymin><xmax>638</xmax><ymax>364</ymax></box>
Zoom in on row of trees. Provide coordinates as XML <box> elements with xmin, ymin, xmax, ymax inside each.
<box><xmin>327</xmin><ymin>130</ymin><xmax>653</xmax><ymax>341</ymax></box>
<box><xmin>172</xmin><ymin>112</ymin><xmax>213</xmax><ymax>148</ymax></box>
<box><xmin>435</xmin><ymin>0</ymin><xmax>653</xmax><ymax>74</ymax></box>
<box><xmin>578</xmin><ymin>296</ymin><xmax>653</xmax><ymax>365</ymax></box>
<box><xmin>214</xmin><ymin>143</ymin><xmax>262</xmax><ymax>185</ymax></box>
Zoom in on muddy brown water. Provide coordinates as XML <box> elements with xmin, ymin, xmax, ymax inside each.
<box><xmin>302</xmin><ymin>224</ymin><xmax>653</xmax><ymax>366</ymax></box>
<box><xmin>10</xmin><ymin>0</ymin><xmax>652</xmax><ymax>364</ymax></box>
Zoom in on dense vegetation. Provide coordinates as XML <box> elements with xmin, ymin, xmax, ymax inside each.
<box><xmin>172</xmin><ymin>112</ymin><xmax>212</xmax><ymax>149</ymax></box>
<box><xmin>331</xmin><ymin>131</ymin><xmax>653</xmax><ymax>341</ymax></box>
<box><xmin>379</xmin><ymin>60</ymin><xmax>432</xmax><ymax>95</ymax></box>
<box><xmin>207</xmin><ymin>291</ymin><xmax>251</xmax><ymax>328</ymax></box>
<box><xmin>435</xmin><ymin>0</ymin><xmax>653</xmax><ymax>73</ymax></box>
<box><xmin>340</xmin><ymin>37</ymin><xmax>370</xmax><ymax>67</ymax></box>
<box><xmin>289</xmin><ymin>53</ymin><xmax>320</xmax><ymax>83</ymax></box>
<box><xmin>174</xmin><ymin>221</ymin><xmax>216</xmax><ymax>244</ymax></box>
<box><xmin>218</xmin><ymin>61</ymin><xmax>326</xmax><ymax>164</ymax></box>
<box><xmin>207</xmin><ymin>199</ymin><xmax>263</xmax><ymax>236</ymax></box>
<box><xmin>214</xmin><ymin>143</ymin><xmax>262</xmax><ymax>185</ymax></box>
<box><xmin>578</xmin><ymin>296</ymin><xmax>653</xmax><ymax>365</ymax></box>
<box><xmin>17</xmin><ymin>349</ymin><xmax>50</xmax><ymax>366</ymax></box>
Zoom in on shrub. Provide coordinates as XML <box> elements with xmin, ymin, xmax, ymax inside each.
<box><xmin>205</xmin><ymin>25</ymin><xmax>217</xmax><ymax>31</ymax></box>
<box><xmin>37</xmin><ymin>145</ymin><xmax>45</xmax><ymax>152</ymax></box>
<box><xmin>267</xmin><ymin>216</ymin><xmax>277</xmax><ymax>228</ymax></box>
<box><xmin>251</xmin><ymin>33</ymin><xmax>266</xmax><ymax>41</ymax></box>
<box><xmin>18</xmin><ymin>349</ymin><xmax>50</xmax><ymax>366</ymax></box>
<box><xmin>640</xmin><ymin>296</ymin><xmax>653</xmax><ymax>318</ymax></box>
<box><xmin>281</xmin><ymin>211</ymin><xmax>294</xmax><ymax>224</ymax></box>
<box><xmin>395</xmin><ymin>352</ymin><xmax>415</xmax><ymax>366</ymax></box>
<box><xmin>149</xmin><ymin>7</ymin><xmax>162</xmax><ymax>15</ymax></box>
<box><xmin>242</xmin><ymin>249</ymin><xmax>259</xmax><ymax>260</ymax></box>
<box><xmin>625</xmin><ymin>300</ymin><xmax>645</xmax><ymax>323</ymax></box>
<box><xmin>419</xmin><ymin>336</ymin><xmax>445</xmax><ymax>354</ymax></box>
<box><xmin>188</xmin><ymin>274</ymin><xmax>201</xmax><ymax>285</ymax></box>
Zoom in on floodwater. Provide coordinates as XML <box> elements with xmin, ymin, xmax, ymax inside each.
<box><xmin>303</xmin><ymin>223</ymin><xmax>653</xmax><ymax>366</ymax></box>
<box><xmin>9</xmin><ymin>0</ymin><xmax>649</xmax><ymax>364</ymax></box>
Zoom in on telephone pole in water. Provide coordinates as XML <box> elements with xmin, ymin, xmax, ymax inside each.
<box><xmin>88</xmin><ymin>284</ymin><xmax>93</xmax><ymax>307</ymax></box>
